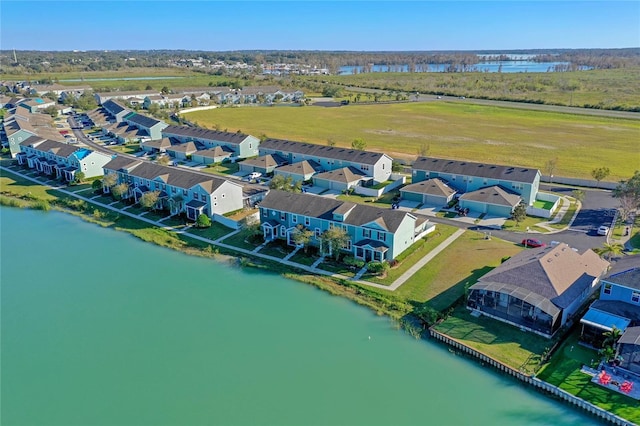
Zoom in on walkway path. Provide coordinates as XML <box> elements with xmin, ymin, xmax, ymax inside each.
<box><xmin>388</xmin><ymin>229</ymin><xmax>465</xmax><ymax>290</ymax></box>
<box><xmin>2</xmin><ymin>164</ymin><xmax>470</xmax><ymax>293</ymax></box>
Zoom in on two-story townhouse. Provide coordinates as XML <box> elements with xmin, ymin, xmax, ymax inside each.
<box><xmin>580</xmin><ymin>256</ymin><xmax>640</xmax><ymax>350</ymax></box>
<box><xmin>17</xmin><ymin>136</ymin><xmax>112</xmax><ymax>181</ymax></box>
<box><xmin>94</xmin><ymin>90</ymin><xmax>157</xmax><ymax>106</ymax></box>
<box><xmin>259</xmin><ymin>190</ymin><xmax>432</xmax><ymax>262</ymax></box>
<box><xmin>123</xmin><ymin>112</ymin><xmax>168</xmax><ymax>141</ymax></box>
<box><xmin>412</xmin><ymin>157</ymin><xmax>541</xmax><ymax>216</ymax></box>
<box><xmin>102</xmin><ymin>156</ymin><xmax>243</xmax><ymax>219</ymax></box>
<box><xmin>467</xmin><ymin>243</ymin><xmax>609</xmax><ymax>338</ymax></box>
<box><xmin>259</xmin><ymin>139</ymin><xmax>392</xmax><ymax>184</ymax></box>
<box><xmin>102</xmin><ymin>99</ymin><xmax>132</xmax><ymax>123</ymax></box>
<box><xmin>19</xmin><ymin>98</ymin><xmax>56</xmax><ymax>113</ymax></box>
<box><xmin>161</xmin><ymin>125</ymin><xmax>260</xmax><ymax>159</ymax></box>
<box><xmin>4</xmin><ymin>107</ymin><xmax>64</xmax><ymax>157</ymax></box>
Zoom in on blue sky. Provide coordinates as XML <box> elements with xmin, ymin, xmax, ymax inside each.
<box><xmin>2</xmin><ymin>1</ymin><xmax>638</xmax><ymax>51</ymax></box>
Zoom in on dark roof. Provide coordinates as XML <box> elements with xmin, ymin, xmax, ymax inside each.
<box><xmin>260</xmin><ymin>138</ymin><xmax>388</xmax><ymax>165</ymax></box>
<box><xmin>125</xmin><ymin>112</ymin><xmax>165</xmax><ymax>129</ymax></box>
<box><xmin>313</xmin><ymin>166</ymin><xmax>367</xmax><ymax>184</ymax></box>
<box><xmin>102</xmin><ymin>99</ymin><xmax>127</xmax><ymax>115</ymax></box>
<box><xmin>194</xmin><ymin>146</ymin><xmax>234</xmax><ymax>158</ymax></box>
<box><xmin>400</xmin><ymin>178</ymin><xmax>456</xmax><ymax>197</ymax></box>
<box><xmin>259</xmin><ymin>190</ymin><xmax>414</xmax><ymax>233</ymax></box>
<box><xmin>166</xmin><ymin>142</ymin><xmax>197</xmax><ymax>153</ymax></box>
<box><xmin>603</xmin><ymin>256</ymin><xmax>640</xmax><ymax>290</ymax></box>
<box><xmin>20</xmin><ymin>136</ymin><xmax>80</xmax><ymax>158</ymax></box>
<box><xmin>590</xmin><ymin>300</ymin><xmax>640</xmax><ymax>323</ymax></box>
<box><xmin>476</xmin><ymin>243</ymin><xmax>609</xmax><ymax>309</ymax></box>
<box><xmin>459</xmin><ymin>185</ymin><xmax>521</xmax><ymax>207</ymax></box>
<box><xmin>241</xmin><ymin>154</ymin><xmax>287</xmax><ymax>168</ymax></box>
<box><xmin>162</xmin><ymin>125</ymin><xmax>251</xmax><ymax>144</ymax></box>
<box><xmin>413</xmin><ymin>157</ymin><xmax>540</xmax><ymax>184</ymax></box>
<box><xmin>619</xmin><ymin>326</ymin><xmax>640</xmax><ymax>345</ymax></box>
<box><xmin>103</xmin><ymin>156</ymin><xmax>233</xmax><ymax>193</ymax></box>
<box><xmin>275</xmin><ymin>160</ymin><xmax>322</xmax><ymax>175</ymax></box>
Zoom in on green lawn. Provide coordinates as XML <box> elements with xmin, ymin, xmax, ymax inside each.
<box><xmin>533</xmin><ymin>199</ymin><xmax>555</xmax><ymax>210</ymax></box>
<box><xmin>433</xmin><ymin>305</ymin><xmax>549</xmax><ymax>373</ymax></box>
<box><xmin>317</xmin><ymin>259</ymin><xmax>356</xmax><ymax>277</ymax></box>
<box><xmin>220</xmin><ymin>228</ymin><xmax>260</xmax><ymax>251</ymax></box>
<box><xmin>549</xmin><ymin>198</ymin><xmax>579</xmax><ymax>230</ymax></box>
<box><xmin>368</xmin><ymin>225</ymin><xmax>458</xmax><ymax>285</ymax></box>
<box><xmin>259</xmin><ymin>242</ymin><xmax>291</xmax><ymax>259</ymax></box>
<box><xmin>187</xmin><ymin>222</ymin><xmax>234</xmax><ymax>241</ymax></box>
<box><xmin>185</xmin><ymin>101</ymin><xmax>639</xmax><ymax>180</ymax></box>
<box><xmin>536</xmin><ymin>333</ymin><xmax>639</xmax><ymax>424</ymax></box>
<box><xmin>110</xmin><ymin>143</ymin><xmax>141</xmax><ymax>155</ymax></box>
<box><xmin>202</xmin><ymin>162</ymin><xmax>240</xmax><ymax>176</ymax></box>
<box><xmin>289</xmin><ymin>251</ymin><xmax>318</xmax><ymax>266</ymax></box>
<box><xmin>387</xmin><ymin>231</ymin><xmax>522</xmax><ymax>310</ymax></box>
<box><xmin>502</xmin><ymin>215</ymin><xmax>550</xmax><ymax>233</ymax></box>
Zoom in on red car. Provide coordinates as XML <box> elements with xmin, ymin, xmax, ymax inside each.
<box><xmin>521</xmin><ymin>238</ymin><xmax>546</xmax><ymax>248</ymax></box>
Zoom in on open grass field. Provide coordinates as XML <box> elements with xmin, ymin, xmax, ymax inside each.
<box><xmin>310</xmin><ymin>67</ymin><xmax>640</xmax><ymax>111</ymax></box>
<box><xmin>186</xmin><ymin>101</ymin><xmax>639</xmax><ymax>181</ymax></box>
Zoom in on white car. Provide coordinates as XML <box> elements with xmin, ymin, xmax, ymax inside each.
<box><xmin>248</xmin><ymin>172</ymin><xmax>262</xmax><ymax>180</ymax></box>
<box><xmin>597</xmin><ymin>225</ymin><xmax>610</xmax><ymax>236</ymax></box>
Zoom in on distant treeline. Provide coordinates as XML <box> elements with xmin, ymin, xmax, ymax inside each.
<box><xmin>1</xmin><ymin>48</ymin><xmax>638</xmax><ymax>75</ymax></box>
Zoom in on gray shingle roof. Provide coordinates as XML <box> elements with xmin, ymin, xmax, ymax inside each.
<box><xmin>20</xmin><ymin>136</ymin><xmax>79</xmax><ymax>158</ymax></box>
<box><xmin>241</xmin><ymin>154</ymin><xmax>287</xmax><ymax>168</ymax></box>
<box><xmin>603</xmin><ymin>256</ymin><xmax>640</xmax><ymax>290</ymax></box>
<box><xmin>102</xmin><ymin>99</ymin><xmax>127</xmax><ymax>115</ymax></box>
<box><xmin>275</xmin><ymin>160</ymin><xmax>322</xmax><ymax>175</ymax></box>
<box><xmin>125</xmin><ymin>112</ymin><xmax>164</xmax><ymax>129</ymax></box>
<box><xmin>260</xmin><ymin>190</ymin><xmax>413</xmax><ymax>233</ymax></box>
<box><xmin>401</xmin><ymin>178</ymin><xmax>456</xmax><ymax>197</ymax></box>
<box><xmin>162</xmin><ymin>125</ymin><xmax>251</xmax><ymax>145</ymax></box>
<box><xmin>619</xmin><ymin>326</ymin><xmax>640</xmax><ymax>345</ymax></box>
<box><xmin>477</xmin><ymin>243</ymin><xmax>609</xmax><ymax>309</ymax></box>
<box><xmin>459</xmin><ymin>185</ymin><xmax>521</xmax><ymax>207</ymax></box>
<box><xmin>260</xmin><ymin>138</ymin><xmax>388</xmax><ymax>165</ymax></box>
<box><xmin>414</xmin><ymin>157</ymin><xmax>540</xmax><ymax>184</ymax></box>
<box><xmin>313</xmin><ymin>166</ymin><xmax>367</xmax><ymax>184</ymax></box>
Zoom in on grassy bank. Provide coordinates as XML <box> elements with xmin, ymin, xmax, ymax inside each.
<box><xmin>185</xmin><ymin>101</ymin><xmax>638</xmax><ymax>180</ymax></box>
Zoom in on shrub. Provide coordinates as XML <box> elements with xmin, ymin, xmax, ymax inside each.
<box><xmin>196</xmin><ymin>213</ymin><xmax>212</xmax><ymax>228</ymax></box>
<box><xmin>366</xmin><ymin>261</ymin><xmax>389</xmax><ymax>275</ymax></box>
<box><xmin>343</xmin><ymin>256</ymin><xmax>366</xmax><ymax>269</ymax></box>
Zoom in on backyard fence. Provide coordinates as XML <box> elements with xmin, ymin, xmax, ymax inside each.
<box><xmin>526</xmin><ymin>192</ymin><xmax>561</xmax><ymax>219</ymax></box>
<box><xmin>542</xmin><ymin>175</ymin><xmax>618</xmax><ymax>190</ymax></box>
<box><xmin>354</xmin><ymin>176</ymin><xmax>406</xmax><ymax>197</ymax></box>
<box><xmin>428</xmin><ymin>328</ymin><xmax>635</xmax><ymax>426</ymax></box>
<box><xmin>213</xmin><ymin>213</ymin><xmax>242</xmax><ymax>230</ymax></box>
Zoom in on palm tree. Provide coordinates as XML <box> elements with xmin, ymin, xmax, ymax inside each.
<box><xmin>603</xmin><ymin>326</ymin><xmax>623</xmax><ymax>348</ymax></box>
<box><xmin>598</xmin><ymin>243</ymin><xmax>624</xmax><ymax>261</ymax></box>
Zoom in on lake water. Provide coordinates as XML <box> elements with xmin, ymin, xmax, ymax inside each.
<box><xmin>1</xmin><ymin>207</ymin><xmax>597</xmax><ymax>425</ymax></box>
<box><xmin>338</xmin><ymin>61</ymin><xmax>585</xmax><ymax>74</ymax></box>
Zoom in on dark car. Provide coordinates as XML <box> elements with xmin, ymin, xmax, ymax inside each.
<box><xmin>521</xmin><ymin>238</ymin><xmax>546</xmax><ymax>248</ymax></box>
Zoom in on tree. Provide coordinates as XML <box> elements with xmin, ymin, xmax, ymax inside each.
<box><xmin>139</xmin><ymin>190</ymin><xmax>160</xmax><ymax>210</ymax></box>
<box><xmin>613</xmin><ymin>171</ymin><xmax>640</xmax><ymax>221</ymax></box>
<box><xmin>544</xmin><ymin>157</ymin><xmax>558</xmax><ymax>183</ymax></box>
<box><xmin>597</xmin><ymin>242</ymin><xmax>624</xmax><ymax>261</ymax></box>
<box><xmin>74</xmin><ymin>171</ymin><xmax>85</xmax><ymax>184</ymax></box>
<box><xmin>156</xmin><ymin>154</ymin><xmax>171</xmax><ymax>166</ymax></box>
<box><xmin>102</xmin><ymin>173</ymin><xmax>117</xmax><ymax>191</ymax></box>
<box><xmin>392</xmin><ymin>161</ymin><xmax>403</xmax><ymax>172</ymax></box>
<box><xmin>599</xmin><ymin>345</ymin><xmax>615</xmax><ymax>363</ymax></box>
<box><xmin>161</xmin><ymin>86</ymin><xmax>170</xmax><ymax>95</ymax></box>
<box><xmin>591</xmin><ymin>167</ymin><xmax>610</xmax><ymax>188</ymax></box>
<box><xmin>351</xmin><ymin>138</ymin><xmax>366</xmax><ymax>151</ymax></box>
<box><xmin>92</xmin><ymin>179</ymin><xmax>103</xmax><ymax>192</ymax></box>
<box><xmin>319</xmin><ymin>226</ymin><xmax>349</xmax><ymax>260</ymax></box>
<box><xmin>145</xmin><ymin>84</ymin><xmax>153</xmax><ymax>90</ymax></box>
<box><xmin>292</xmin><ymin>224</ymin><xmax>313</xmax><ymax>253</ymax></box>
<box><xmin>269</xmin><ymin>175</ymin><xmax>301</xmax><ymax>193</ymax></box>
<box><xmin>511</xmin><ymin>203</ymin><xmax>527</xmax><ymax>225</ymax></box>
<box><xmin>327</xmin><ymin>138</ymin><xmax>336</xmax><ymax>147</ymax></box>
<box><xmin>572</xmin><ymin>189</ymin><xmax>585</xmax><ymax>203</ymax></box>
<box><xmin>196</xmin><ymin>213</ymin><xmax>212</xmax><ymax>228</ymax></box>
<box><xmin>43</xmin><ymin>105</ymin><xmax>59</xmax><ymax>118</ymax></box>
<box><xmin>603</xmin><ymin>326</ymin><xmax>623</xmax><ymax>348</ymax></box>
<box><xmin>417</xmin><ymin>143</ymin><xmax>430</xmax><ymax>157</ymax></box>
<box><xmin>111</xmin><ymin>182</ymin><xmax>129</xmax><ymax>200</ymax></box>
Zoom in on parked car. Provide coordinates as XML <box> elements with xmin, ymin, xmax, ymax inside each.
<box><xmin>597</xmin><ymin>225</ymin><xmax>610</xmax><ymax>236</ymax></box>
<box><xmin>248</xmin><ymin>172</ymin><xmax>262</xmax><ymax>180</ymax></box>
<box><xmin>521</xmin><ymin>238</ymin><xmax>546</xmax><ymax>248</ymax></box>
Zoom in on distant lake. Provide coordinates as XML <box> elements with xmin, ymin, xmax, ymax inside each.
<box><xmin>339</xmin><ymin>61</ymin><xmax>591</xmax><ymax>74</ymax></box>
<box><xmin>0</xmin><ymin>207</ymin><xmax>598</xmax><ymax>426</ymax></box>
<box><xmin>59</xmin><ymin>76</ymin><xmax>184</xmax><ymax>82</ymax></box>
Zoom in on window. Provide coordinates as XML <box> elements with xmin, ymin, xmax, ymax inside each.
<box><xmin>292</xmin><ymin>215</ymin><xmax>298</xmax><ymax>224</ymax></box>
<box><xmin>344</xmin><ymin>240</ymin><xmax>352</xmax><ymax>250</ymax></box>
<box><xmin>222</xmin><ymin>194</ymin><xmax>225</xmax><ymax>198</ymax></box>
<box><xmin>632</xmin><ymin>291</ymin><xmax>640</xmax><ymax>303</ymax></box>
<box><xmin>305</xmin><ymin>217</ymin><xmax>310</xmax><ymax>226</ymax></box>
<box><xmin>172</xmin><ymin>187</ymin><xmax>177</xmax><ymax>193</ymax></box>
<box><xmin>194</xmin><ymin>193</ymin><xmax>199</xmax><ymax>201</ymax></box>
<box><xmin>281</xmin><ymin>212</ymin><xmax>286</xmax><ymax>221</ymax></box>
<box><xmin>315</xmin><ymin>228</ymin><xmax>321</xmax><ymax>238</ymax></box>
<box><xmin>262</xmin><ymin>209</ymin><xmax>268</xmax><ymax>217</ymax></box>
<box><xmin>280</xmin><ymin>227</ymin><xmax>286</xmax><ymax>237</ymax></box>
<box><xmin>183</xmin><ymin>189</ymin><xmax>188</xmax><ymax>196</ymax></box>
<box><xmin>603</xmin><ymin>283</ymin><xmax>612</xmax><ymax>295</ymax></box>
<box><xmin>213</xmin><ymin>196</ymin><xmax>217</xmax><ymax>201</ymax></box>
<box><xmin>377</xmin><ymin>231</ymin><xmax>386</xmax><ymax>242</ymax></box>
<box><xmin>363</xmin><ymin>229</ymin><xmax>371</xmax><ymax>238</ymax></box>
